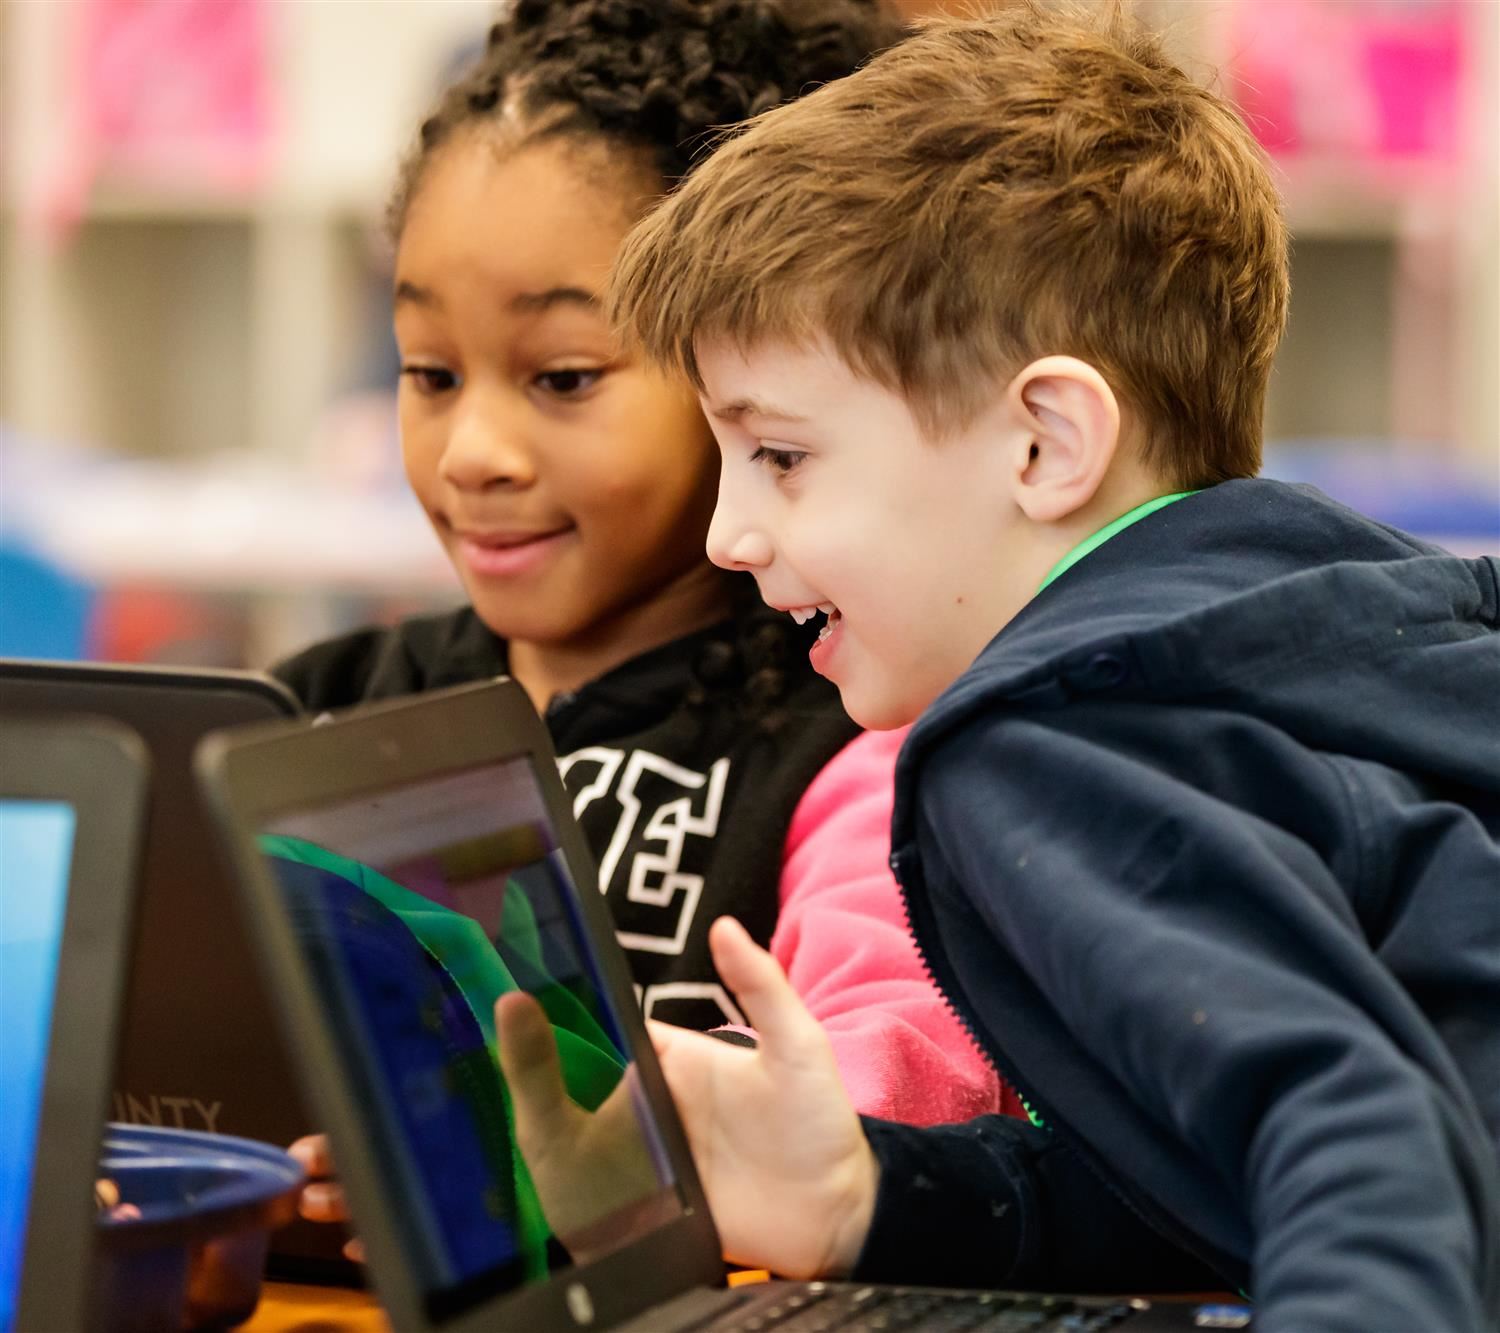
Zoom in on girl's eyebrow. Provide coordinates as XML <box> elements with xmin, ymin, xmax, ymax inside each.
<box><xmin>509</xmin><ymin>287</ymin><xmax>600</xmax><ymax>313</ymax></box>
<box><xmin>394</xmin><ymin>279</ymin><xmax>438</xmax><ymax>309</ymax></box>
<box><xmin>392</xmin><ymin>283</ymin><xmax>600</xmax><ymax>314</ymax></box>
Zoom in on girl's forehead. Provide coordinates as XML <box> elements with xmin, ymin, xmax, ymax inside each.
<box><xmin>414</xmin><ymin>123</ymin><xmax>658</xmax><ymax>230</ymax></box>
<box><xmin>404</xmin><ymin>170</ymin><xmax>655</xmax><ymax>331</ymax></box>
<box><xmin>396</xmin><ymin>140</ymin><xmax>646</xmax><ymax>296</ymax></box>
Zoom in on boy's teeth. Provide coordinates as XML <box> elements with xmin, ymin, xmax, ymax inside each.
<box><xmin>788</xmin><ymin>603</ymin><xmax>837</xmax><ymax>627</ymax></box>
<box><xmin>789</xmin><ymin>603</ymin><xmax>840</xmax><ymax>629</ymax></box>
<box><xmin>792</xmin><ymin>602</ymin><xmax>840</xmax><ymax>629</ymax></box>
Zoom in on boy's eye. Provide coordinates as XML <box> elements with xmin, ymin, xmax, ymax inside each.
<box><xmin>749</xmin><ymin>444</ymin><xmax>807</xmax><ymax>476</ymax></box>
<box><xmin>400</xmin><ymin>365</ymin><xmax>458</xmax><ymax>395</ymax></box>
<box><xmin>534</xmin><ymin>368</ymin><xmax>604</xmax><ymax>398</ymax></box>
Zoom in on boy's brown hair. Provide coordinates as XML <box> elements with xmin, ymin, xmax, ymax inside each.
<box><xmin>609</xmin><ymin>2</ymin><xmax>1290</xmax><ymax>487</ymax></box>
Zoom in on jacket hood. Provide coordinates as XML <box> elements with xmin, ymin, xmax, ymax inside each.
<box><xmin>895</xmin><ymin>478</ymin><xmax>1500</xmax><ymax>844</ymax></box>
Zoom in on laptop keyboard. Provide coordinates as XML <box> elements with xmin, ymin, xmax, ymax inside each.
<box><xmin>720</xmin><ymin>1282</ymin><xmax>1144</xmax><ymax>1332</ymax></box>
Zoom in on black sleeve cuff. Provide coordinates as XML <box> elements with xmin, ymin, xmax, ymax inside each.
<box><xmin>855</xmin><ymin>1116</ymin><xmax>1229</xmax><ymax>1295</ymax></box>
<box><xmin>852</xmin><ymin>1115</ymin><xmax>1040</xmax><ymax>1288</ymax></box>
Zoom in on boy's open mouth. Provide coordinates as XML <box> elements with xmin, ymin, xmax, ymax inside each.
<box><xmin>788</xmin><ymin>603</ymin><xmax>841</xmax><ymax>643</ymax></box>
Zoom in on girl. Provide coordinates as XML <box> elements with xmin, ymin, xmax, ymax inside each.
<box><xmin>276</xmin><ymin>0</ymin><xmax>1003</xmax><ymax>1132</ymax></box>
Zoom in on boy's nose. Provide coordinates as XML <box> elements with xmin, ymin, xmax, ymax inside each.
<box><xmin>440</xmin><ymin>398</ymin><xmax>536</xmax><ymax>490</ymax></box>
<box><xmin>706</xmin><ymin>504</ymin><xmax>773</xmax><ymax>571</ymax></box>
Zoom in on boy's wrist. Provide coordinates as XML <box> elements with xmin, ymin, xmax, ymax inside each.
<box><xmin>824</xmin><ymin>1135</ymin><xmax>880</xmax><ymax>1278</ymax></box>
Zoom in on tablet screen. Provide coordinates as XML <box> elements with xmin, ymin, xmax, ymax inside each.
<box><xmin>0</xmin><ymin>801</ymin><xmax>77</xmax><ymax>1333</ymax></box>
<box><xmin>260</xmin><ymin>756</ymin><xmax>681</xmax><ymax>1322</ymax></box>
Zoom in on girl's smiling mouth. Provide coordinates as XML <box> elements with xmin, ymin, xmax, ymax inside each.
<box><xmin>453</xmin><ymin>525</ymin><xmax>575</xmax><ymax>578</ymax></box>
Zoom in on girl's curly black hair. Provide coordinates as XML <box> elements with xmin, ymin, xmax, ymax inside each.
<box><xmin>391</xmin><ymin>0</ymin><xmax>903</xmax><ymax>730</ymax></box>
<box><xmin>389</xmin><ymin>0</ymin><xmax>905</xmax><ymax>236</ymax></box>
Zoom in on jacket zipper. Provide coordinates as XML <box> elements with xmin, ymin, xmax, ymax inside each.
<box><xmin>890</xmin><ymin>848</ymin><xmax>1243</xmax><ymax>1289</ymax></box>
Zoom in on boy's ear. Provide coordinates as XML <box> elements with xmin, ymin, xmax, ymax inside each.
<box><xmin>1003</xmin><ymin>357</ymin><xmax>1121</xmax><ymax>524</ymax></box>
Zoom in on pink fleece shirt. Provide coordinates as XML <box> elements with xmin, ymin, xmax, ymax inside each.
<box><xmin>760</xmin><ymin>727</ymin><xmax>1017</xmax><ymax>1126</ymax></box>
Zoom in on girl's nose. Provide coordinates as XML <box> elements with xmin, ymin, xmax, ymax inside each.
<box><xmin>439</xmin><ymin>395</ymin><xmax>536</xmax><ymax>490</ymax></box>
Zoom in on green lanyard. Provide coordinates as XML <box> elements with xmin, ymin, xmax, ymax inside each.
<box><xmin>1036</xmin><ymin>491</ymin><xmax>1198</xmax><ymax>594</ymax></box>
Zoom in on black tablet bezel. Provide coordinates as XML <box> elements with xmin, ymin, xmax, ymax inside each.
<box><xmin>1</xmin><ymin>717</ymin><xmax>149</xmax><ymax>1333</ymax></box>
<box><xmin>196</xmin><ymin>678</ymin><xmax>726</xmax><ymax>1333</ymax></box>
<box><xmin>0</xmin><ymin>657</ymin><xmax>300</xmax><ymax>718</ymax></box>
<box><xmin>0</xmin><ymin>656</ymin><xmax>363</xmax><ymax>1283</ymax></box>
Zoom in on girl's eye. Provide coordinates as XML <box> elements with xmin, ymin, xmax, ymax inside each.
<box><xmin>749</xmin><ymin>444</ymin><xmax>807</xmax><ymax>476</ymax></box>
<box><xmin>534</xmin><ymin>368</ymin><xmax>604</xmax><ymax>398</ymax></box>
<box><xmin>400</xmin><ymin>365</ymin><xmax>458</xmax><ymax>395</ymax></box>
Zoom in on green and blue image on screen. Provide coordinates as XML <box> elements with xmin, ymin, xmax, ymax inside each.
<box><xmin>0</xmin><ymin>801</ymin><xmax>76</xmax><ymax>1333</ymax></box>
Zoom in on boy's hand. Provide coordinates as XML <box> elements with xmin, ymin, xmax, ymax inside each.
<box><xmin>287</xmin><ymin>1133</ymin><xmax>365</xmax><ymax>1264</ymax></box>
<box><xmin>648</xmin><ymin>917</ymin><xmax>879</xmax><ymax>1279</ymax></box>
<box><xmin>497</xmin><ymin>991</ymin><xmax>678</xmax><ymax>1261</ymax></box>
<box><xmin>292</xmin><ymin>917</ymin><xmax>879</xmax><ymax>1279</ymax></box>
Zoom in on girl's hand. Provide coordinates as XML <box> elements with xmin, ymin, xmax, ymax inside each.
<box><xmin>648</xmin><ymin>917</ymin><xmax>879</xmax><ymax>1279</ymax></box>
<box><xmin>287</xmin><ymin>1133</ymin><xmax>365</xmax><ymax>1263</ymax></box>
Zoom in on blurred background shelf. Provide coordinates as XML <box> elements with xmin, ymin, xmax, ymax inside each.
<box><xmin>1</xmin><ymin>0</ymin><xmax>485</xmax><ymax>462</ymax></box>
<box><xmin>1</xmin><ymin>0</ymin><xmax>1495</xmax><ymax>668</ymax></box>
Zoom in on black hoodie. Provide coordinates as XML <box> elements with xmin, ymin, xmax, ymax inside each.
<box><xmin>273</xmin><ymin>593</ymin><xmax>860</xmax><ymax>1032</ymax></box>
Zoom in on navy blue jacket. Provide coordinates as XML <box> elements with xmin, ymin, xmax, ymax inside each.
<box><xmin>855</xmin><ymin>479</ymin><xmax>1500</xmax><ymax>1332</ymax></box>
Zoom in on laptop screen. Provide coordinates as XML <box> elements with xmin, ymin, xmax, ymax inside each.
<box><xmin>259</xmin><ymin>756</ymin><xmax>683</xmax><ymax>1322</ymax></box>
<box><xmin>0</xmin><ymin>800</ymin><xmax>77</xmax><ymax>1333</ymax></box>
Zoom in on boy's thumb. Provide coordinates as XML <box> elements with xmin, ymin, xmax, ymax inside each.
<box><xmin>496</xmin><ymin>990</ymin><xmax>568</xmax><ymax>1132</ymax></box>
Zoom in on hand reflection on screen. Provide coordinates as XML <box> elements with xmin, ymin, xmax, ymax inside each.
<box><xmin>496</xmin><ymin>991</ymin><xmax>677</xmax><ymax>1266</ymax></box>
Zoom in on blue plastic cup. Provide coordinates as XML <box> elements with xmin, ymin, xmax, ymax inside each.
<box><xmin>91</xmin><ymin>1124</ymin><xmax>305</xmax><ymax>1331</ymax></box>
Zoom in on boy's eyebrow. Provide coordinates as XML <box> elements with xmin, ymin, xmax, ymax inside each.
<box><xmin>709</xmin><ymin>396</ymin><xmax>809</xmax><ymax>425</ymax></box>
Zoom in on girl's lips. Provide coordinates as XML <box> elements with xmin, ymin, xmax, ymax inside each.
<box><xmin>455</xmin><ymin>527</ymin><xmax>573</xmax><ymax>578</ymax></box>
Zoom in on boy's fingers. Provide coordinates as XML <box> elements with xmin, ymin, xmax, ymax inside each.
<box><xmin>647</xmin><ymin>1017</ymin><xmax>744</xmax><ymax>1080</ymax></box>
<box><xmin>288</xmin><ymin>1133</ymin><xmax>333</xmax><ymax>1178</ymax></box>
<box><xmin>645</xmin><ymin>1017</ymin><xmax>680</xmax><ymax>1049</ymax></box>
<box><xmin>496</xmin><ymin>990</ymin><xmax>572</xmax><ymax>1137</ymax></box>
<box><xmin>646</xmin><ymin>1017</ymin><xmax>724</xmax><ymax>1054</ymax></box>
<box><xmin>707</xmin><ymin>917</ymin><xmax>820</xmax><ymax>1059</ymax></box>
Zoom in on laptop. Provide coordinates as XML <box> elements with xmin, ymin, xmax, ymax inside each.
<box><xmin>0</xmin><ymin>716</ymin><xmax>149</xmax><ymax>1333</ymax></box>
<box><xmin>196</xmin><ymin>678</ymin><xmax>1252</xmax><ymax>1331</ymax></box>
<box><xmin>0</xmin><ymin>659</ymin><xmax>350</xmax><ymax>1278</ymax></box>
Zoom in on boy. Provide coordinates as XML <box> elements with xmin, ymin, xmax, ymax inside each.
<box><xmin>539</xmin><ymin>5</ymin><xmax>1500</xmax><ymax>1331</ymax></box>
